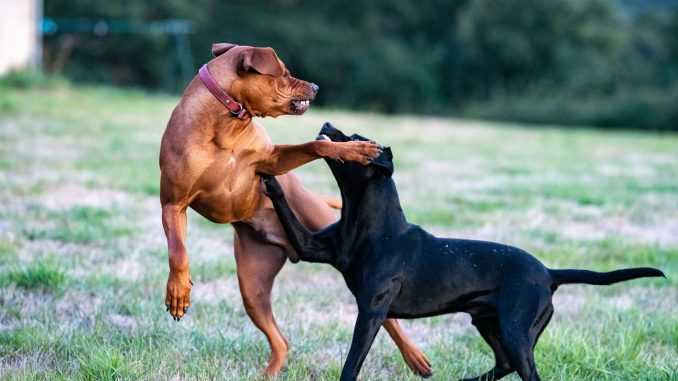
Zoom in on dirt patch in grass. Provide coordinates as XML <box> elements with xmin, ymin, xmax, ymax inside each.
<box><xmin>192</xmin><ymin>277</ymin><xmax>241</xmax><ymax>306</ymax></box>
<box><xmin>56</xmin><ymin>290</ymin><xmax>102</xmax><ymax>316</ymax></box>
<box><xmin>106</xmin><ymin>313</ymin><xmax>139</xmax><ymax>332</ymax></box>
<box><xmin>559</xmin><ymin>217</ymin><xmax>678</xmax><ymax>247</ymax></box>
<box><xmin>552</xmin><ymin>285</ymin><xmax>676</xmax><ymax>315</ymax></box>
<box><xmin>105</xmin><ymin>257</ymin><xmax>149</xmax><ymax>281</ymax></box>
<box><xmin>138</xmin><ymin>197</ymin><xmax>166</xmax><ymax>242</ymax></box>
<box><xmin>40</xmin><ymin>184</ymin><xmax>133</xmax><ymax>211</ymax></box>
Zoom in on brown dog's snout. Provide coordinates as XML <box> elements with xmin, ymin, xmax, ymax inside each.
<box><xmin>310</xmin><ymin>83</ymin><xmax>319</xmax><ymax>95</ymax></box>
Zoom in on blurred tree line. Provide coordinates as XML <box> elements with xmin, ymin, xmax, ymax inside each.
<box><xmin>44</xmin><ymin>0</ymin><xmax>678</xmax><ymax>130</ymax></box>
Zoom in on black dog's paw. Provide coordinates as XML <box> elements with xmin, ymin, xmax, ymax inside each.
<box><xmin>260</xmin><ymin>174</ymin><xmax>284</xmax><ymax>199</ymax></box>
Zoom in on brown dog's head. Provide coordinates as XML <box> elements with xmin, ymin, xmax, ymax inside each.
<box><xmin>210</xmin><ymin>43</ymin><xmax>318</xmax><ymax>118</ymax></box>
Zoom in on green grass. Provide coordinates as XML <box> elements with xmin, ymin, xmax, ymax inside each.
<box><xmin>0</xmin><ymin>259</ymin><xmax>67</xmax><ymax>291</ymax></box>
<box><xmin>0</xmin><ymin>80</ymin><xmax>676</xmax><ymax>380</ymax></box>
<box><xmin>22</xmin><ymin>205</ymin><xmax>136</xmax><ymax>245</ymax></box>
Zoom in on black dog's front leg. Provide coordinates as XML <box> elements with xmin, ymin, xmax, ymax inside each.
<box><xmin>261</xmin><ymin>174</ymin><xmax>336</xmax><ymax>264</ymax></box>
<box><xmin>340</xmin><ymin>286</ymin><xmax>399</xmax><ymax>381</ymax></box>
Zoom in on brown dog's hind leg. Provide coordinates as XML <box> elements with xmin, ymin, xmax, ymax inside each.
<box><xmin>383</xmin><ymin>319</ymin><xmax>434</xmax><ymax>378</ymax></box>
<box><xmin>233</xmin><ymin>222</ymin><xmax>289</xmax><ymax>378</ymax></box>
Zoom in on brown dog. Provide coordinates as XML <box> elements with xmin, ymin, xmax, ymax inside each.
<box><xmin>159</xmin><ymin>43</ymin><xmax>433</xmax><ymax>377</ymax></box>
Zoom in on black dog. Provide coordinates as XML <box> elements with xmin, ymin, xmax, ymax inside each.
<box><xmin>261</xmin><ymin>123</ymin><xmax>665</xmax><ymax>381</ymax></box>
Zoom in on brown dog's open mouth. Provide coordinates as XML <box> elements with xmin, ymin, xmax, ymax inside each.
<box><xmin>291</xmin><ymin>99</ymin><xmax>312</xmax><ymax>114</ymax></box>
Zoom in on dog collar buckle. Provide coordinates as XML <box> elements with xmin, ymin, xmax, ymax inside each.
<box><xmin>231</xmin><ymin>102</ymin><xmax>248</xmax><ymax>119</ymax></box>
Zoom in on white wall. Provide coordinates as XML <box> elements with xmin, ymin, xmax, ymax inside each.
<box><xmin>0</xmin><ymin>0</ymin><xmax>41</xmax><ymax>75</ymax></box>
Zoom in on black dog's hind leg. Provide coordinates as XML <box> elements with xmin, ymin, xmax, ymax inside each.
<box><xmin>261</xmin><ymin>174</ymin><xmax>337</xmax><ymax>263</ymax></box>
<box><xmin>340</xmin><ymin>286</ymin><xmax>399</xmax><ymax>381</ymax></box>
<box><xmin>530</xmin><ymin>303</ymin><xmax>554</xmax><ymax>353</ymax></box>
<box><xmin>460</xmin><ymin>316</ymin><xmax>513</xmax><ymax>381</ymax></box>
<box><xmin>497</xmin><ymin>286</ymin><xmax>552</xmax><ymax>381</ymax></box>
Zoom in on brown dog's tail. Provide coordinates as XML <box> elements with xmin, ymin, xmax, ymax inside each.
<box><xmin>318</xmin><ymin>195</ymin><xmax>342</xmax><ymax>210</ymax></box>
<box><xmin>550</xmin><ymin>267</ymin><xmax>665</xmax><ymax>287</ymax></box>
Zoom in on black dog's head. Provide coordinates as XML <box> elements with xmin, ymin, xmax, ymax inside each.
<box><xmin>317</xmin><ymin>122</ymin><xmax>394</xmax><ymax>183</ymax></box>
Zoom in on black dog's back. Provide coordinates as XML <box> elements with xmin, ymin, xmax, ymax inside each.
<box><xmin>389</xmin><ymin>233</ymin><xmax>546</xmax><ymax>315</ymax></box>
<box><xmin>415</xmin><ymin>234</ymin><xmax>664</xmax><ymax>293</ymax></box>
<box><xmin>386</xmin><ymin>233</ymin><xmax>665</xmax><ymax>320</ymax></box>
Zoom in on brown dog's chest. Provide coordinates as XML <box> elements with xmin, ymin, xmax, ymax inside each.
<box><xmin>161</xmin><ymin>108</ymin><xmax>275</xmax><ymax>223</ymax></box>
<box><xmin>186</xmin><ymin>146</ymin><xmax>267</xmax><ymax>223</ymax></box>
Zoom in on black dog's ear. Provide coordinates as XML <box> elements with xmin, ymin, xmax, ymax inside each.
<box><xmin>212</xmin><ymin>43</ymin><xmax>238</xmax><ymax>57</ymax></box>
<box><xmin>371</xmin><ymin>147</ymin><xmax>394</xmax><ymax>177</ymax></box>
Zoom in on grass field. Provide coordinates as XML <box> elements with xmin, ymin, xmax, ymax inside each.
<box><xmin>0</xmin><ymin>81</ymin><xmax>676</xmax><ymax>380</ymax></box>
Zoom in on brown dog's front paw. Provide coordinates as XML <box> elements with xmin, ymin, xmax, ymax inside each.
<box><xmin>337</xmin><ymin>141</ymin><xmax>382</xmax><ymax>165</ymax></box>
<box><xmin>165</xmin><ymin>270</ymin><xmax>192</xmax><ymax>321</ymax></box>
<box><xmin>402</xmin><ymin>345</ymin><xmax>433</xmax><ymax>378</ymax></box>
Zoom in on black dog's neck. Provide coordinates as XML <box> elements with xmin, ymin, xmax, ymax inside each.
<box><xmin>339</xmin><ymin>176</ymin><xmax>408</xmax><ymax>232</ymax></box>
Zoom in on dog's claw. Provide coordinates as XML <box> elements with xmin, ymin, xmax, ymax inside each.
<box><xmin>414</xmin><ymin>369</ymin><xmax>433</xmax><ymax>378</ymax></box>
<box><xmin>189</xmin><ymin>279</ymin><xmax>193</xmax><ymax>286</ymax></box>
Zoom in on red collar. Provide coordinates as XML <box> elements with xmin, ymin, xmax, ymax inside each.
<box><xmin>198</xmin><ymin>64</ymin><xmax>249</xmax><ymax>119</ymax></box>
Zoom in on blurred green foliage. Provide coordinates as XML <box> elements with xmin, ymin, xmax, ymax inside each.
<box><xmin>42</xmin><ymin>0</ymin><xmax>678</xmax><ymax>130</ymax></box>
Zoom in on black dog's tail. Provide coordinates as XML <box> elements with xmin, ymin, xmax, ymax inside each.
<box><xmin>550</xmin><ymin>267</ymin><xmax>665</xmax><ymax>287</ymax></box>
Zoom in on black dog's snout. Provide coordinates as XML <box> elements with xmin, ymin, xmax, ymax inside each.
<box><xmin>320</xmin><ymin>122</ymin><xmax>336</xmax><ymax>136</ymax></box>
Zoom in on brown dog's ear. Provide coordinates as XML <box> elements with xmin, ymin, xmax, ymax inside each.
<box><xmin>212</xmin><ymin>43</ymin><xmax>238</xmax><ymax>57</ymax></box>
<box><xmin>237</xmin><ymin>47</ymin><xmax>285</xmax><ymax>76</ymax></box>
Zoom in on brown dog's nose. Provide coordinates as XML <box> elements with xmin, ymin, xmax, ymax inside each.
<box><xmin>310</xmin><ymin>83</ymin><xmax>319</xmax><ymax>94</ymax></box>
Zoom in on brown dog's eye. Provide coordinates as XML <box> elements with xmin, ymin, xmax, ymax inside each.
<box><xmin>283</xmin><ymin>72</ymin><xmax>290</xmax><ymax>78</ymax></box>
